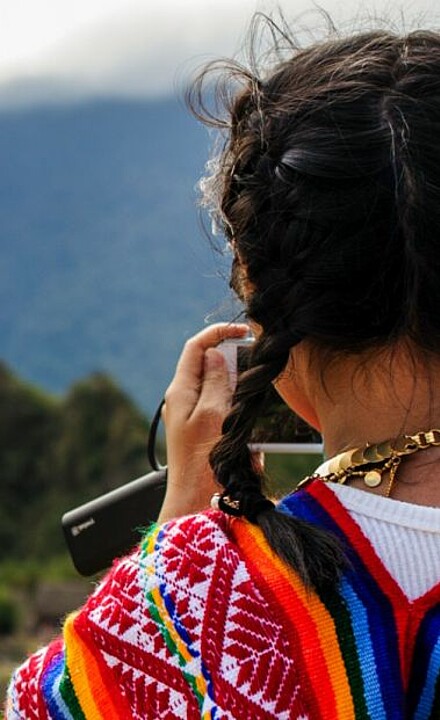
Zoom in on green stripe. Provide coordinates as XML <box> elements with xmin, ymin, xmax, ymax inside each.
<box><xmin>147</xmin><ymin>592</ymin><xmax>204</xmax><ymax>704</ymax></box>
<box><xmin>59</xmin><ymin>666</ymin><xmax>86</xmax><ymax>720</ymax></box>
<box><xmin>321</xmin><ymin>587</ymin><xmax>371</xmax><ymax>719</ymax></box>
<box><xmin>140</xmin><ymin>522</ymin><xmax>159</xmax><ymax>550</ymax></box>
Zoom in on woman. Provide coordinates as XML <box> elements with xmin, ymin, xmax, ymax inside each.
<box><xmin>7</xmin><ymin>19</ymin><xmax>440</xmax><ymax>719</ymax></box>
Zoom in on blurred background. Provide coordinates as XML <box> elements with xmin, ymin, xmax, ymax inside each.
<box><xmin>0</xmin><ymin>0</ymin><xmax>438</xmax><ymax>696</ymax></box>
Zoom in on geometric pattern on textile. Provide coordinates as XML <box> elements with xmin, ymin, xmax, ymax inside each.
<box><xmin>6</xmin><ymin>646</ymin><xmax>50</xmax><ymax>720</ymax></box>
<box><xmin>6</xmin><ymin>512</ymin><xmax>312</xmax><ymax>719</ymax></box>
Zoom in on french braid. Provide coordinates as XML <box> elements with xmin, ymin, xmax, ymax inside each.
<box><xmin>189</xmin><ymin>20</ymin><xmax>440</xmax><ymax>589</ymax></box>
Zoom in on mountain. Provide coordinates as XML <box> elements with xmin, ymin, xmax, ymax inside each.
<box><xmin>0</xmin><ymin>98</ymin><xmax>235</xmax><ymax>411</ymax></box>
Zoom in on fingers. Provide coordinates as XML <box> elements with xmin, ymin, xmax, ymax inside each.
<box><xmin>162</xmin><ymin>327</ymin><xmax>249</xmax><ymax>518</ymax></box>
<box><xmin>168</xmin><ymin>322</ymin><xmax>247</xmax><ymax>395</ymax></box>
<box><xmin>193</xmin><ymin>347</ymin><xmax>232</xmax><ymax>421</ymax></box>
<box><xmin>164</xmin><ymin>323</ymin><xmax>248</xmax><ymax>423</ymax></box>
<box><xmin>175</xmin><ymin>322</ymin><xmax>249</xmax><ymax>382</ymax></box>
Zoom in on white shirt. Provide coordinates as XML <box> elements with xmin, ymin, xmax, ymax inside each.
<box><xmin>329</xmin><ymin>482</ymin><xmax>440</xmax><ymax>601</ymax></box>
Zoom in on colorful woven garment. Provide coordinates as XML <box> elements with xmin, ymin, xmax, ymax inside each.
<box><xmin>6</xmin><ymin>480</ymin><xmax>440</xmax><ymax>719</ymax></box>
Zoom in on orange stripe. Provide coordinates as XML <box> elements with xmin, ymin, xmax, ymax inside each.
<box><xmin>232</xmin><ymin>519</ymin><xmax>355</xmax><ymax>720</ymax></box>
<box><xmin>64</xmin><ymin>613</ymin><xmax>128</xmax><ymax>720</ymax></box>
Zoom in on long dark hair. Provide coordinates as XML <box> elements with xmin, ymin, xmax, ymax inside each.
<box><xmin>189</xmin><ymin>17</ymin><xmax>440</xmax><ymax>590</ymax></box>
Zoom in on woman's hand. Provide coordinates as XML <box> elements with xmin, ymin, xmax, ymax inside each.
<box><xmin>157</xmin><ymin>323</ymin><xmax>249</xmax><ymax>523</ymax></box>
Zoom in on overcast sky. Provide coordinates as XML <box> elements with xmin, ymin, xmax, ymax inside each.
<box><xmin>0</xmin><ymin>0</ymin><xmax>438</xmax><ymax>107</ymax></box>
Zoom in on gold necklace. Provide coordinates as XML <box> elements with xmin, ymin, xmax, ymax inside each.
<box><xmin>297</xmin><ymin>429</ymin><xmax>440</xmax><ymax>497</ymax></box>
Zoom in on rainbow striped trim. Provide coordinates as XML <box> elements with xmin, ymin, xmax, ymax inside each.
<box><xmin>60</xmin><ymin>612</ymin><xmax>133</xmax><ymax>719</ymax></box>
<box><xmin>267</xmin><ymin>480</ymin><xmax>440</xmax><ymax>720</ymax></box>
<box><xmin>231</xmin><ymin>518</ymin><xmax>356</xmax><ymax>719</ymax></box>
<box><xmin>41</xmin><ymin>649</ymin><xmax>78</xmax><ymax>720</ymax></box>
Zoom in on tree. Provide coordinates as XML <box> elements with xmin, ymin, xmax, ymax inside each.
<box><xmin>0</xmin><ymin>362</ymin><xmax>59</xmax><ymax>560</ymax></box>
<box><xmin>0</xmin><ymin>366</ymin><xmax>154</xmax><ymax>562</ymax></box>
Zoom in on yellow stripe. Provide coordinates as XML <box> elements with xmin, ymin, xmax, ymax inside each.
<box><xmin>150</xmin><ymin>587</ymin><xmax>194</xmax><ymax>664</ymax></box>
<box><xmin>145</xmin><ymin>525</ymin><xmax>160</xmax><ymax>554</ymax></box>
<box><xmin>234</xmin><ymin>520</ymin><xmax>356</xmax><ymax>720</ymax></box>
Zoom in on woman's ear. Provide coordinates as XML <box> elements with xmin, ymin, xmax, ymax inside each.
<box><xmin>274</xmin><ymin>344</ymin><xmax>322</xmax><ymax>432</ymax></box>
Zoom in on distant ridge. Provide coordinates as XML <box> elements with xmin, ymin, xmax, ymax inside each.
<box><xmin>0</xmin><ymin>97</ymin><xmax>234</xmax><ymax>411</ymax></box>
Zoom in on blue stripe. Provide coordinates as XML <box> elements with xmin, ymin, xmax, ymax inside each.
<box><xmin>414</xmin><ymin>635</ymin><xmax>440</xmax><ymax>720</ymax></box>
<box><xmin>408</xmin><ymin>608</ymin><xmax>440</xmax><ymax>717</ymax></box>
<box><xmin>161</xmin><ymin>581</ymin><xmax>199</xmax><ymax>652</ymax></box>
<box><xmin>280</xmin><ymin>488</ymin><xmax>405</xmax><ymax>717</ymax></box>
<box><xmin>339</xmin><ymin>576</ymin><xmax>388</xmax><ymax>719</ymax></box>
<box><xmin>41</xmin><ymin>651</ymin><xmax>74</xmax><ymax>720</ymax></box>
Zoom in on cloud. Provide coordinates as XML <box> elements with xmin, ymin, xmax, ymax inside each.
<box><xmin>0</xmin><ymin>0</ymin><xmax>257</xmax><ymax>107</ymax></box>
<box><xmin>0</xmin><ymin>0</ymin><xmax>438</xmax><ymax>108</ymax></box>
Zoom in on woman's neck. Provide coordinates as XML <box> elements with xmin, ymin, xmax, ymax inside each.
<box><xmin>314</xmin><ymin>348</ymin><xmax>440</xmax><ymax>454</ymax></box>
<box><xmin>310</xmin><ymin>344</ymin><xmax>440</xmax><ymax>505</ymax></box>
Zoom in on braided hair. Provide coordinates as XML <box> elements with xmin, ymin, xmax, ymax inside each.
<box><xmin>189</xmin><ymin>19</ymin><xmax>440</xmax><ymax>590</ymax></box>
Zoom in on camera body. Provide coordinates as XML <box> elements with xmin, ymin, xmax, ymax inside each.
<box><xmin>218</xmin><ymin>337</ymin><xmax>323</xmax><ymax>454</ymax></box>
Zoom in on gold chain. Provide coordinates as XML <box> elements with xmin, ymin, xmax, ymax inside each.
<box><xmin>297</xmin><ymin>428</ymin><xmax>440</xmax><ymax>495</ymax></box>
